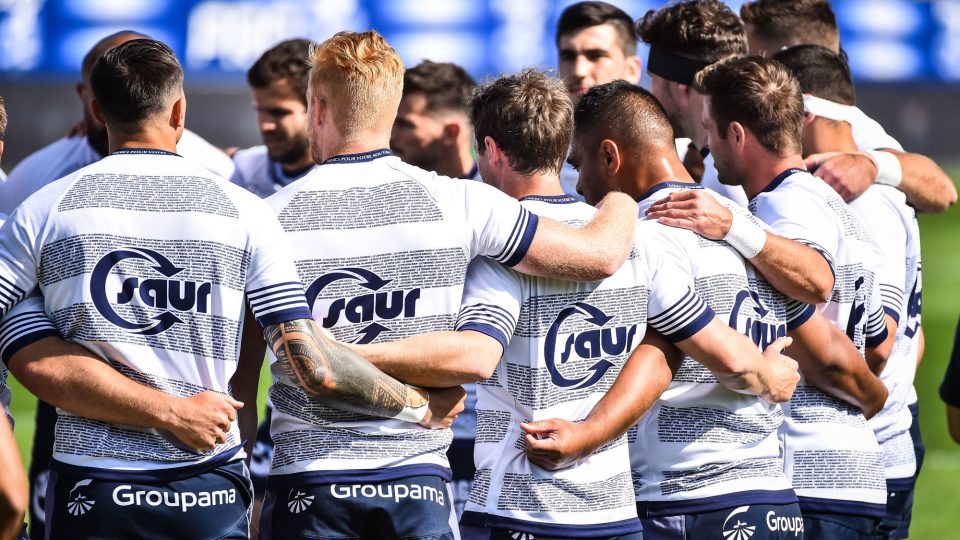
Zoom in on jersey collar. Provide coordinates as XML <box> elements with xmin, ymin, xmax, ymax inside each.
<box><xmin>637</xmin><ymin>180</ymin><xmax>701</xmax><ymax>203</ymax></box>
<box><xmin>519</xmin><ymin>194</ymin><xmax>579</xmax><ymax>204</ymax></box>
<box><xmin>322</xmin><ymin>148</ymin><xmax>392</xmax><ymax>165</ymax></box>
<box><xmin>110</xmin><ymin>148</ymin><xmax>181</xmax><ymax>157</ymax></box>
<box><xmin>755</xmin><ymin>167</ymin><xmax>807</xmax><ymax>199</ymax></box>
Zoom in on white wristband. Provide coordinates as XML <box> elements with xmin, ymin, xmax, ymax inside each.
<box><xmin>866</xmin><ymin>150</ymin><xmax>903</xmax><ymax>188</ymax></box>
<box><xmin>723</xmin><ymin>212</ymin><xmax>766</xmax><ymax>259</ymax></box>
<box><xmin>394</xmin><ymin>387</ymin><xmax>430</xmax><ymax>423</ymax></box>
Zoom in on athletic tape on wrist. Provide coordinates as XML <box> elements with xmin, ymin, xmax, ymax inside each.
<box><xmin>395</xmin><ymin>388</ymin><xmax>430</xmax><ymax>423</ymax></box>
<box><xmin>723</xmin><ymin>212</ymin><xmax>766</xmax><ymax>259</ymax></box>
<box><xmin>866</xmin><ymin>149</ymin><xmax>903</xmax><ymax>188</ymax></box>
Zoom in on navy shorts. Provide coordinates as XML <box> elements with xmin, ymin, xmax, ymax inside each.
<box><xmin>44</xmin><ymin>460</ymin><xmax>252</xmax><ymax>540</ymax></box>
<box><xmin>447</xmin><ymin>437</ymin><xmax>475</xmax><ymax>519</ymax></box>
<box><xmin>802</xmin><ymin>512</ymin><xmax>878</xmax><ymax>540</ymax></box>
<box><xmin>875</xmin><ymin>488</ymin><xmax>913</xmax><ymax>540</ymax></box>
<box><xmin>249</xmin><ymin>402</ymin><xmax>275</xmax><ymax>497</ymax></box>
<box><xmin>460</xmin><ymin>525</ymin><xmax>642</xmax><ymax>540</ymax></box>
<box><xmin>641</xmin><ymin>503</ymin><xmax>804</xmax><ymax>540</ymax></box>
<box><xmin>261</xmin><ymin>475</ymin><xmax>457</xmax><ymax>540</ymax></box>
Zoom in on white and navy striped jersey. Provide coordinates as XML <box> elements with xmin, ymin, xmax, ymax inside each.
<box><xmin>263</xmin><ymin>149</ymin><xmax>539</xmax><ymax>485</ymax></box>
<box><xmin>633</xmin><ymin>182</ymin><xmax>803</xmax><ymax>517</ymax></box>
<box><xmin>851</xmin><ymin>186</ymin><xmax>923</xmax><ymax>487</ymax></box>
<box><xmin>749</xmin><ymin>168</ymin><xmax>888</xmax><ymax>518</ymax></box>
<box><xmin>0</xmin><ymin>129</ymin><xmax>236</xmax><ymax>215</ymax></box>
<box><xmin>456</xmin><ymin>196</ymin><xmax>714</xmax><ymax>536</ymax></box>
<box><xmin>230</xmin><ymin>145</ymin><xmax>317</xmax><ymax>198</ymax></box>
<box><xmin>0</xmin><ymin>149</ymin><xmax>311</xmax><ymax>479</ymax></box>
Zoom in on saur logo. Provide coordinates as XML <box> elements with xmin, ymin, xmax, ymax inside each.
<box><xmin>904</xmin><ymin>275</ymin><xmax>922</xmax><ymax>338</ymax></box>
<box><xmin>91</xmin><ymin>248</ymin><xmax>212</xmax><ymax>335</ymax></box>
<box><xmin>544</xmin><ymin>302</ymin><xmax>638</xmax><ymax>389</ymax></box>
<box><xmin>729</xmin><ymin>290</ymin><xmax>786</xmax><ymax>349</ymax></box>
<box><xmin>306</xmin><ymin>267</ymin><xmax>419</xmax><ymax>343</ymax></box>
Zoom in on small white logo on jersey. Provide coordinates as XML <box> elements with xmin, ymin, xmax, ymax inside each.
<box><xmin>722</xmin><ymin>506</ymin><xmax>756</xmax><ymax>540</ymax></box>
<box><xmin>509</xmin><ymin>532</ymin><xmax>536</xmax><ymax>540</ymax></box>
<box><xmin>67</xmin><ymin>479</ymin><xmax>95</xmax><ymax>516</ymax></box>
<box><xmin>287</xmin><ymin>490</ymin><xmax>314</xmax><ymax>514</ymax></box>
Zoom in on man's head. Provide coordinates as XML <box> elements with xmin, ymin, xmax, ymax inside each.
<box><xmin>570</xmin><ymin>80</ymin><xmax>675</xmax><ymax>205</ymax></box>
<box><xmin>77</xmin><ymin>30</ymin><xmax>149</xmax><ymax>155</ymax></box>
<box><xmin>740</xmin><ymin>0</ymin><xmax>840</xmax><ymax>56</ymax></box>
<box><xmin>90</xmin><ymin>39</ymin><xmax>185</xmax><ymax>142</ymax></box>
<box><xmin>306</xmin><ymin>30</ymin><xmax>404</xmax><ymax>163</ymax></box>
<box><xmin>247</xmin><ymin>38</ymin><xmax>313</xmax><ymax>165</ymax></box>
<box><xmin>636</xmin><ymin>0</ymin><xmax>746</xmax><ymax>139</ymax></box>
<box><xmin>391</xmin><ymin>61</ymin><xmax>476</xmax><ymax>171</ymax></box>
<box><xmin>469</xmin><ymin>69</ymin><xmax>572</xmax><ymax>190</ymax></box>
<box><xmin>556</xmin><ymin>2</ymin><xmax>640</xmax><ymax>105</ymax></box>
<box><xmin>694</xmin><ymin>55</ymin><xmax>804</xmax><ymax>185</ymax></box>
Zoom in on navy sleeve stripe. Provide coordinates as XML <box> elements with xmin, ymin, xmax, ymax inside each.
<box><xmin>456</xmin><ymin>315</ymin><xmax>515</xmax><ymax>343</ymax></box>
<box><xmin>491</xmin><ymin>207</ymin><xmax>527</xmax><ymax>261</ymax></box>
<box><xmin>457</xmin><ymin>322</ymin><xmax>509</xmax><ymax>352</ymax></box>
<box><xmin>785</xmin><ymin>299</ymin><xmax>812</xmax><ymax>322</ymax></box>
<box><xmin>0</xmin><ymin>317</ymin><xmax>57</xmax><ymax>346</ymax></box>
<box><xmin>0</xmin><ymin>312</ymin><xmax>58</xmax><ymax>363</ymax></box>
<box><xmin>494</xmin><ymin>209</ymin><xmax>539</xmax><ymax>267</ymax></box>
<box><xmin>883</xmin><ymin>306</ymin><xmax>901</xmax><ymax>324</ymax></box>
<box><xmin>254</xmin><ymin>306</ymin><xmax>313</xmax><ymax>329</ymax></box>
<box><xmin>658</xmin><ymin>305</ymin><xmax>716</xmax><ymax>343</ymax></box>
<box><xmin>0</xmin><ymin>275</ymin><xmax>25</xmax><ymax>295</ymax></box>
<box><xmin>865</xmin><ymin>306</ymin><xmax>887</xmax><ymax>338</ymax></box>
<box><xmin>246</xmin><ymin>281</ymin><xmax>305</xmax><ymax>298</ymax></box>
<box><xmin>248</xmin><ymin>291</ymin><xmax>309</xmax><ymax>310</ymax></box>
<box><xmin>457</xmin><ymin>305</ymin><xmax>516</xmax><ymax>331</ymax></box>
<box><xmin>787</xmin><ymin>304</ymin><xmax>817</xmax><ymax>331</ymax></box>
<box><xmin>865</xmin><ymin>326</ymin><xmax>889</xmax><ymax>348</ymax></box>
<box><xmin>649</xmin><ymin>290</ymin><xmax>704</xmax><ymax>334</ymax></box>
<box><xmin>794</xmin><ymin>239</ymin><xmax>836</xmax><ymax>278</ymax></box>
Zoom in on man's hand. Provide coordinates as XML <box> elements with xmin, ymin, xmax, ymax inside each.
<box><xmin>521</xmin><ymin>419</ymin><xmax>597</xmax><ymax>471</ymax></box>
<box><xmin>645</xmin><ymin>189</ymin><xmax>733</xmax><ymax>240</ymax></box>
<box><xmin>163</xmin><ymin>391</ymin><xmax>243</xmax><ymax>452</ymax></box>
<box><xmin>418</xmin><ymin>386</ymin><xmax>467</xmax><ymax>429</ymax></box>
<box><xmin>763</xmin><ymin>336</ymin><xmax>800</xmax><ymax>403</ymax></box>
<box><xmin>804</xmin><ymin>151</ymin><xmax>877</xmax><ymax>202</ymax></box>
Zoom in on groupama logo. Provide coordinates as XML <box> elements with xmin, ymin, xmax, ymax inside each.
<box><xmin>543</xmin><ymin>302</ymin><xmax>638</xmax><ymax>390</ymax></box>
<box><xmin>90</xmin><ymin>248</ymin><xmax>212</xmax><ymax>335</ymax></box>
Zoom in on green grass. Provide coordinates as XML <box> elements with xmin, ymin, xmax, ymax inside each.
<box><xmin>6</xmin><ymin>171</ymin><xmax>960</xmax><ymax>535</ymax></box>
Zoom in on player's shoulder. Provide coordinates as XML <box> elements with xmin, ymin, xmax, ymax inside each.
<box><xmin>231</xmin><ymin>145</ymin><xmax>269</xmax><ymax>169</ymax></box>
<box><xmin>8</xmin><ymin>136</ymin><xmax>92</xmax><ymax>181</ymax></box>
<box><xmin>177</xmin><ymin>129</ymin><xmax>236</xmax><ymax>179</ymax></box>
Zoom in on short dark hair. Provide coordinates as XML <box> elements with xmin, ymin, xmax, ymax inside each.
<box><xmin>637</xmin><ymin>0</ymin><xmax>746</xmax><ymax>62</ymax></box>
<box><xmin>403</xmin><ymin>61</ymin><xmax>477</xmax><ymax>115</ymax></box>
<box><xmin>556</xmin><ymin>2</ymin><xmax>637</xmax><ymax>56</ymax></box>
<box><xmin>90</xmin><ymin>39</ymin><xmax>184</xmax><ymax>127</ymax></box>
<box><xmin>694</xmin><ymin>55</ymin><xmax>803</xmax><ymax>156</ymax></box>
<box><xmin>81</xmin><ymin>30</ymin><xmax>149</xmax><ymax>80</ymax></box>
<box><xmin>247</xmin><ymin>38</ymin><xmax>312</xmax><ymax>104</ymax></box>
<box><xmin>741</xmin><ymin>0</ymin><xmax>839</xmax><ymax>53</ymax></box>
<box><xmin>0</xmin><ymin>95</ymin><xmax>6</xmax><ymax>141</ymax></box>
<box><xmin>773</xmin><ymin>45</ymin><xmax>854</xmax><ymax>105</ymax></box>
<box><xmin>573</xmin><ymin>80</ymin><xmax>674</xmax><ymax>154</ymax></box>
<box><xmin>470</xmin><ymin>69</ymin><xmax>572</xmax><ymax>175</ymax></box>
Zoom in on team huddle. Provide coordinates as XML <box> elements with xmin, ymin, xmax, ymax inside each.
<box><xmin>0</xmin><ymin>1</ymin><xmax>956</xmax><ymax>540</ymax></box>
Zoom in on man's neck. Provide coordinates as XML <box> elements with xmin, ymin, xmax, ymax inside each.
<box><xmin>107</xmin><ymin>126</ymin><xmax>178</xmax><ymax>154</ymax></box>
<box><xmin>280</xmin><ymin>153</ymin><xmax>316</xmax><ymax>176</ymax></box>
<box><xmin>626</xmin><ymin>151</ymin><xmax>694</xmax><ymax>201</ymax></box>
<box><xmin>803</xmin><ymin>118</ymin><xmax>858</xmax><ymax>155</ymax></box>
<box><xmin>499</xmin><ymin>170</ymin><xmax>566</xmax><ymax>201</ymax></box>
<box><xmin>740</xmin><ymin>145</ymin><xmax>807</xmax><ymax>199</ymax></box>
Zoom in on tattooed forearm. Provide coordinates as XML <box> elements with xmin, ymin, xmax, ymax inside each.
<box><xmin>264</xmin><ymin>319</ymin><xmax>427</xmax><ymax>419</ymax></box>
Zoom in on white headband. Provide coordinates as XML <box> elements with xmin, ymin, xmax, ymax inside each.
<box><xmin>801</xmin><ymin>94</ymin><xmax>856</xmax><ymax>125</ymax></box>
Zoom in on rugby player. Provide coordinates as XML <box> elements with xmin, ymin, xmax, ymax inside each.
<box><xmin>774</xmin><ymin>44</ymin><xmax>925</xmax><ymax>540</ymax></box>
<box><xmin>232</xmin><ymin>38</ymin><xmax>317</xmax><ymax>198</ymax></box>
<box><xmin>391</xmin><ymin>60</ymin><xmax>479</xmax><ymax>180</ymax></box>
<box><xmin>943</xmin><ymin>318</ymin><xmax>960</xmax><ymax>445</ymax></box>
<box><xmin>679</xmin><ymin>55</ymin><xmax>889</xmax><ymax>538</ymax></box>
<box><xmin>555</xmin><ymin>1</ymin><xmax>642</xmax><ymax>200</ymax></box>
<box><xmin>739</xmin><ymin>0</ymin><xmax>957</xmax><ymax>214</ymax></box>
<box><xmin>255</xmin><ymin>30</ymin><xmax>640</xmax><ymax>540</ymax></box>
<box><xmin>0</xmin><ymin>39</ymin><xmax>459</xmax><ymax>539</ymax></box>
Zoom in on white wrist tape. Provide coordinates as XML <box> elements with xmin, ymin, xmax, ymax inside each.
<box><xmin>723</xmin><ymin>212</ymin><xmax>766</xmax><ymax>259</ymax></box>
<box><xmin>866</xmin><ymin>150</ymin><xmax>903</xmax><ymax>188</ymax></box>
<box><xmin>395</xmin><ymin>388</ymin><xmax>430</xmax><ymax>423</ymax></box>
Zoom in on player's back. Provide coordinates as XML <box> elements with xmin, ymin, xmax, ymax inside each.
<box><xmin>632</xmin><ymin>182</ymin><xmax>795</xmax><ymax>514</ymax></box>
<box><xmin>264</xmin><ymin>149</ymin><xmax>538</xmax><ymax>483</ymax></box>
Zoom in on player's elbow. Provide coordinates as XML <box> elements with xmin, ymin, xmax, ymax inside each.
<box><xmin>0</xmin><ymin>485</ymin><xmax>27</xmax><ymax>529</ymax></box>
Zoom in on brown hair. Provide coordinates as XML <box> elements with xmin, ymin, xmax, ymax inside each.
<box><xmin>573</xmin><ymin>80</ymin><xmax>675</xmax><ymax>157</ymax></box>
<box><xmin>90</xmin><ymin>39</ymin><xmax>183</xmax><ymax>127</ymax></box>
<box><xmin>772</xmin><ymin>45</ymin><xmax>854</xmax><ymax>105</ymax></box>
<box><xmin>248</xmin><ymin>38</ymin><xmax>313</xmax><ymax>105</ymax></box>
<box><xmin>740</xmin><ymin>0</ymin><xmax>840</xmax><ymax>53</ymax></box>
<box><xmin>556</xmin><ymin>2</ymin><xmax>637</xmax><ymax>56</ymax></box>
<box><xmin>403</xmin><ymin>60</ymin><xmax>476</xmax><ymax>116</ymax></box>
<box><xmin>470</xmin><ymin>69</ymin><xmax>572</xmax><ymax>175</ymax></box>
<box><xmin>694</xmin><ymin>55</ymin><xmax>803</xmax><ymax>156</ymax></box>
<box><xmin>637</xmin><ymin>0</ymin><xmax>746</xmax><ymax>62</ymax></box>
<box><xmin>308</xmin><ymin>30</ymin><xmax>404</xmax><ymax>139</ymax></box>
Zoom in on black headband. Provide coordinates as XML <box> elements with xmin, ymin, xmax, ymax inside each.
<box><xmin>646</xmin><ymin>46</ymin><xmax>713</xmax><ymax>86</ymax></box>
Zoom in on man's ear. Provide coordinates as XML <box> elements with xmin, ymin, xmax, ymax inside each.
<box><xmin>170</xmin><ymin>94</ymin><xmax>186</xmax><ymax>130</ymax></box>
<box><xmin>91</xmin><ymin>99</ymin><xmax>105</xmax><ymax>125</ymax></box>
<box><xmin>599</xmin><ymin>139</ymin><xmax>622</xmax><ymax>175</ymax></box>
<box><xmin>483</xmin><ymin>135</ymin><xmax>501</xmax><ymax>168</ymax></box>
<box><xmin>75</xmin><ymin>81</ymin><xmax>85</xmax><ymax>100</ymax></box>
<box><xmin>802</xmin><ymin>111</ymin><xmax>817</xmax><ymax>127</ymax></box>
<box><xmin>441</xmin><ymin>121</ymin><xmax>461</xmax><ymax>147</ymax></box>
<box><xmin>729</xmin><ymin>121</ymin><xmax>747</xmax><ymax>150</ymax></box>
<box><xmin>625</xmin><ymin>55</ymin><xmax>642</xmax><ymax>85</ymax></box>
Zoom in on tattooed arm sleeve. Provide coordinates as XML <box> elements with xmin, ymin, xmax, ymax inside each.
<box><xmin>263</xmin><ymin>318</ymin><xmax>428</xmax><ymax>419</ymax></box>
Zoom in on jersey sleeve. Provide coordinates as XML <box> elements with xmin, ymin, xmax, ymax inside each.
<box><xmin>0</xmin><ymin>289</ymin><xmax>59</xmax><ymax>365</ymax></box>
<box><xmin>856</xmin><ymin>191</ymin><xmax>908</xmax><ymax>323</ymax></box>
<box><xmin>850</xmin><ymin>107</ymin><xmax>904</xmax><ymax>152</ymax></box>
<box><xmin>455</xmin><ymin>257</ymin><xmax>522</xmax><ymax>351</ymax></box>
<box><xmin>640</xmin><ymin>225</ymin><xmax>715</xmax><ymax>342</ymax></box>
<box><xmin>461</xmin><ymin>180</ymin><xmax>539</xmax><ymax>267</ymax></box>
<box><xmin>752</xmin><ymin>188</ymin><xmax>839</xmax><ymax>276</ymax></box>
<box><xmin>244</xmin><ymin>202</ymin><xmax>313</xmax><ymax>328</ymax></box>
<box><xmin>0</xmin><ymin>192</ymin><xmax>49</xmax><ymax>318</ymax></box>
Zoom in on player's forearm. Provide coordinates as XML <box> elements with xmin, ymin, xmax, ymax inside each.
<box><xmin>8</xmin><ymin>336</ymin><xmax>182</xmax><ymax>430</ymax></box>
<box><xmin>677</xmin><ymin>318</ymin><xmax>773</xmax><ymax>398</ymax></box>
<box><xmin>264</xmin><ymin>318</ymin><xmax>429</xmax><ymax>420</ymax></box>
<box><xmin>234</xmin><ymin>313</ymin><xmax>264</xmax><ymax>459</ymax></box>
<box><xmin>890</xmin><ymin>150</ymin><xmax>957</xmax><ymax>214</ymax></box>
<box><xmin>752</xmin><ymin>234</ymin><xmax>834</xmax><ymax>304</ymax></box>
<box><xmin>355</xmin><ymin>330</ymin><xmax>501</xmax><ymax>387</ymax></box>
<box><xmin>0</xmin><ymin>419</ymin><xmax>27</xmax><ymax>540</ymax></box>
<box><xmin>865</xmin><ymin>315</ymin><xmax>898</xmax><ymax>375</ymax></box>
<box><xmin>513</xmin><ymin>192</ymin><xmax>636</xmax><ymax>281</ymax></box>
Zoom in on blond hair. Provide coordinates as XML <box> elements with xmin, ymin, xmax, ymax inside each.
<box><xmin>308</xmin><ymin>30</ymin><xmax>404</xmax><ymax>139</ymax></box>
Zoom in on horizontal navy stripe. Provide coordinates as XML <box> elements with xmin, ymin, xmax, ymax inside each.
<box><xmin>266</xmin><ymin>463</ymin><xmax>450</xmax><ymax>490</ymax></box>
<box><xmin>887</xmin><ymin>477</ymin><xmax>915</xmax><ymax>492</ymax></box>
<box><xmin>246</xmin><ymin>281</ymin><xmax>305</xmax><ymax>298</ymax></box>
<box><xmin>1</xmin><ymin>328</ymin><xmax>59</xmax><ymax>364</ymax></box>
<box><xmin>503</xmin><ymin>212</ymin><xmax>539</xmax><ymax>268</ymax></box>
<box><xmin>661</xmin><ymin>305</ymin><xmax>715</xmax><ymax>342</ymax></box>
<box><xmin>865</xmin><ymin>326</ymin><xmax>889</xmax><ymax>348</ymax></box>
<box><xmin>50</xmin><ymin>445</ymin><xmax>242</xmax><ymax>482</ymax></box>
<box><xmin>797</xmin><ymin>496</ymin><xmax>886</xmax><ymax>518</ymax></box>
<box><xmin>248</xmin><ymin>291</ymin><xmax>307</xmax><ymax>310</ymax></box>
<box><xmin>255</xmin><ymin>307</ymin><xmax>313</xmax><ymax>329</ymax></box>
<box><xmin>462</xmin><ymin>511</ymin><xmax>643</xmax><ymax>537</ymax></box>
<box><xmin>787</xmin><ymin>304</ymin><xmax>817</xmax><ymax>331</ymax></box>
<box><xmin>636</xmin><ymin>488</ymin><xmax>798</xmax><ymax>517</ymax></box>
<box><xmin>457</xmin><ymin>322</ymin><xmax>509</xmax><ymax>352</ymax></box>
<box><xmin>457</xmin><ymin>304</ymin><xmax>516</xmax><ymax>333</ymax></box>
<box><xmin>456</xmin><ymin>316</ymin><xmax>513</xmax><ymax>345</ymax></box>
<box><xmin>882</xmin><ymin>306</ymin><xmax>901</xmax><ymax>324</ymax></box>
